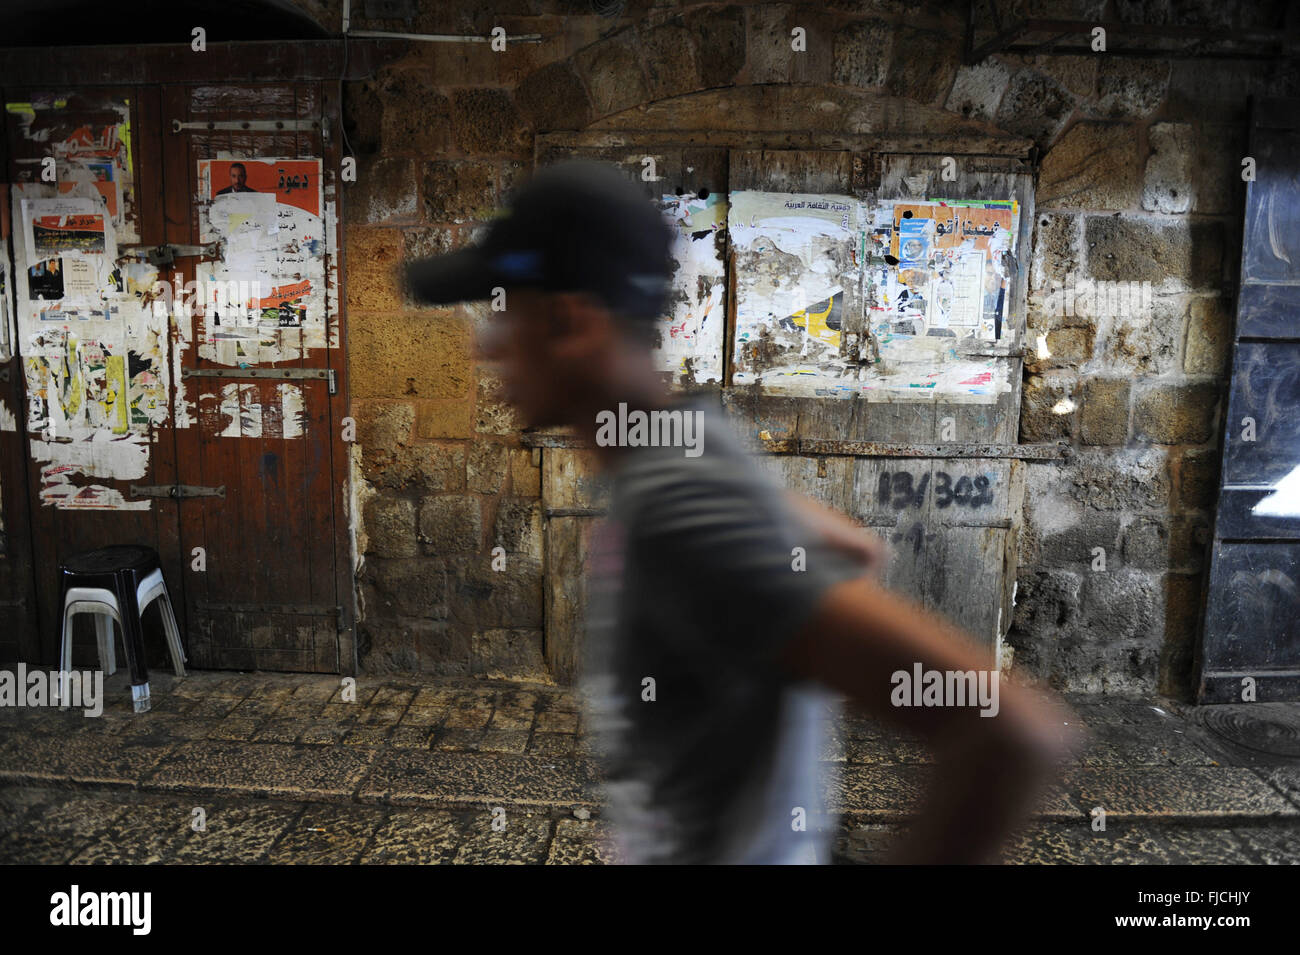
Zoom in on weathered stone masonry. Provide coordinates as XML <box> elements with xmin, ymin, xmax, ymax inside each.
<box><xmin>317</xmin><ymin>0</ymin><xmax>1297</xmax><ymax>699</ymax></box>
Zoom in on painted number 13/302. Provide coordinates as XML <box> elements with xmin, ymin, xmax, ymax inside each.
<box><xmin>877</xmin><ymin>471</ymin><xmax>994</xmax><ymax>509</ymax></box>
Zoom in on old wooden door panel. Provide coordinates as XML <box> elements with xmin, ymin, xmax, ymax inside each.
<box><xmin>164</xmin><ymin>81</ymin><xmax>345</xmax><ymax>672</ymax></box>
<box><xmin>541</xmin><ymin>446</ymin><xmax>607</xmax><ymax>683</ymax></box>
<box><xmin>3</xmin><ymin>87</ymin><xmax>183</xmax><ymax>665</ymax></box>
<box><xmin>724</xmin><ymin>149</ymin><xmax>1031</xmax><ymax>658</ymax></box>
<box><xmin>1199</xmin><ymin>102</ymin><xmax>1300</xmax><ymax>702</ymax></box>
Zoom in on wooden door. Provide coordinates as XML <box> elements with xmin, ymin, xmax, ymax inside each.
<box><xmin>163</xmin><ymin>81</ymin><xmax>351</xmax><ymax>672</ymax></box>
<box><xmin>727</xmin><ymin>149</ymin><xmax>1036</xmax><ymax>660</ymax></box>
<box><xmin>2</xmin><ymin>81</ymin><xmax>352</xmax><ymax>673</ymax></box>
<box><xmin>3</xmin><ymin>87</ymin><xmax>181</xmax><ymax>667</ymax></box>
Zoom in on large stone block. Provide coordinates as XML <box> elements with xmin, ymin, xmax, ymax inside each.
<box><xmin>1078</xmin><ymin>376</ymin><xmax>1130</xmax><ymax>445</ymax></box>
<box><xmin>419</xmin><ymin>495</ymin><xmax>482</xmax><ymax>555</ymax></box>
<box><xmin>364</xmin><ymin>442</ymin><xmax>466</xmax><ymax>493</ymax></box>
<box><xmin>1029</xmin><ymin>212</ymin><xmax>1082</xmax><ymax>292</ymax></box>
<box><xmin>1184</xmin><ymin>295</ymin><xmax>1232</xmax><ymax>376</ymax></box>
<box><xmin>1039</xmin><ymin>513</ymin><xmax>1122</xmax><ymax>570</ymax></box>
<box><xmin>1132</xmin><ymin>382</ymin><xmax>1219</xmax><ymax>445</ymax></box>
<box><xmin>1093</xmin><ymin>59</ymin><xmax>1169</xmax><ymax>119</ymax></box>
<box><xmin>683</xmin><ymin>6</ymin><xmax>746</xmax><ymax>88</ymax></box>
<box><xmin>1020</xmin><ymin>371</ymin><xmax>1076</xmax><ymax>442</ymax></box>
<box><xmin>884</xmin><ymin>27</ymin><xmax>959</xmax><ymax>105</ymax></box>
<box><xmin>450</xmin><ymin>88</ymin><xmax>530</xmax><ymax>157</ymax></box>
<box><xmin>422</xmin><ymin>160</ymin><xmax>500</xmax><ymax>224</ymax></box>
<box><xmin>494</xmin><ymin>498</ymin><xmax>543</xmax><ymax>561</ymax></box>
<box><xmin>945</xmin><ymin>59</ymin><xmax>1012</xmax><ymax>121</ymax></box>
<box><xmin>356</xmin><ymin>401</ymin><xmax>415</xmax><ymax>450</ymax></box>
<box><xmin>350</xmin><ymin>312</ymin><xmax>471</xmax><ymax>400</ymax></box>
<box><xmin>472</xmin><ymin>629</ymin><xmax>548</xmax><ymax>682</ymax></box>
<box><xmin>476</xmin><ymin>366</ymin><xmax>521</xmax><ymax>435</ymax></box>
<box><xmin>1079</xmin><ymin>569</ymin><xmax>1163</xmax><ymax>644</ymax></box>
<box><xmin>1066</xmin><ymin>447</ymin><xmax>1171</xmax><ymax>511</ymax></box>
<box><xmin>515</xmin><ymin>61</ymin><xmax>592</xmax><ymax>130</ymax></box>
<box><xmin>1177</xmin><ymin>447</ymin><xmax>1221</xmax><ymax>510</ymax></box>
<box><xmin>832</xmin><ymin>19</ymin><xmax>891</xmax><ymax>89</ymax></box>
<box><xmin>1097</xmin><ymin>292</ymin><xmax>1183</xmax><ymax>376</ymax></box>
<box><xmin>453</xmin><ymin>557</ymin><xmax>544</xmax><ymax>630</ymax></box>
<box><xmin>1038</xmin><ymin>122</ymin><xmax>1139</xmax><ymax>211</ymax></box>
<box><xmin>467</xmin><ymin>440</ymin><xmax>509</xmax><ymax>493</ymax></box>
<box><xmin>638</xmin><ymin>18</ymin><xmax>702</xmax><ymax>101</ymax></box>
<box><xmin>345</xmin><ymin>227</ymin><xmax>403</xmax><ymax>312</ymax></box>
<box><xmin>1142</xmin><ymin>122</ymin><xmax>1195</xmax><ymax>214</ymax></box>
<box><xmin>415</xmin><ymin>399</ymin><xmax>474</xmax><ymax>439</ymax></box>
<box><xmin>362</xmin><ymin>558</ymin><xmax>449</xmax><ymax>618</ymax></box>
<box><xmin>1024</xmin><ymin>322</ymin><xmax>1095</xmax><ymax>372</ymax></box>
<box><xmin>363</xmin><ymin>495</ymin><xmax>418</xmax><ymax>558</ymax></box>
<box><xmin>345</xmin><ymin>157</ymin><xmax>416</xmax><ymax>226</ymax></box>
<box><xmin>1009</xmin><ymin>570</ymin><xmax>1082</xmax><ymax>637</ymax></box>
<box><xmin>378</xmin><ymin>70</ymin><xmax>452</xmax><ymax>156</ymax></box>
<box><xmin>995</xmin><ymin>69</ymin><xmax>1075</xmax><ymax>144</ymax></box>
<box><xmin>575</xmin><ymin>31</ymin><xmax>648</xmax><ymax>117</ymax></box>
<box><xmin>1085</xmin><ymin>216</ymin><xmax>1223</xmax><ymax>289</ymax></box>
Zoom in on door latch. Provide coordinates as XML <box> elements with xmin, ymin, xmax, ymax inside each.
<box><xmin>129</xmin><ymin>484</ymin><xmax>226</xmax><ymax>499</ymax></box>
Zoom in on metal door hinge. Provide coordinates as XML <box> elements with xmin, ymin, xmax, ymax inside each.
<box><xmin>130</xmin><ymin>484</ymin><xmax>226</xmax><ymax>499</ymax></box>
<box><xmin>183</xmin><ymin>367</ymin><xmax>337</xmax><ymax>394</ymax></box>
<box><xmin>171</xmin><ymin>119</ymin><xmax>322</xmax><ymax>134</ymax></box>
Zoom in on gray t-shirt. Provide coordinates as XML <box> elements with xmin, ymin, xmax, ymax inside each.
<box><xmin>580</xmin><ymin>396</ymin><xmax>865</xmax><ymax>864</ymax></box>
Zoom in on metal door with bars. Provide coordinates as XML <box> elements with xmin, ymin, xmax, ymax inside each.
<box><xmin>1198</xmin><ymin>97</ymin><xmax>1300</xmax><ymax>703</ymax></box>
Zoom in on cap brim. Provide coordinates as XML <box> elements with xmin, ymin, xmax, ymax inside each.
<box><xmin>404</xmin><ymin>247</ymin><xmax>499</xmax><ymax>306</ymax></box>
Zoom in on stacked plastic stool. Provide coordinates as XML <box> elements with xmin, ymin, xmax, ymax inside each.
<box><xmin>56</xmin><ymin>544</ymin><xmax>187</xmax><ymax>713</ymax></box>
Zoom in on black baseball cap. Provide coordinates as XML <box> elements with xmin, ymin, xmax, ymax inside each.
<box><xmin>405</xmin><ymin>159</ymin><xmax>675</xmax><ymax>320</ymax></box>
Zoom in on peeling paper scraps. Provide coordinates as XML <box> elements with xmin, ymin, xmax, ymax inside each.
<box><xmin>0</xmin><ymin>399</ymin><xmax>16</xmax><ymax>432</ymax></box>
<box><xmin>657</xmin><ymin>192</ymin><xmax>728</xmax><ymax>387</ymax></box>
<box><xmin>5</xmin><ymin>95</ymin><xmax>137</xmax><ymax>239</ymax></box>
<box><xmin>31</xmin><ymin>431</ymin><xmax>151</xmax><ymax>511</ymax></box>
<box><xmin>39</xmin><ymin>466</ymin><xmax>149</xmax><ymax>510</ymax></box>
<box><xmin>278</xmin><ymin>382</ymin><xmax>306</xmax><ymax>438</ymax></box>
<box><xmin>198</xmin><ymin>381</ymin><xmax>306</xmax><ymax>440</ymax></box>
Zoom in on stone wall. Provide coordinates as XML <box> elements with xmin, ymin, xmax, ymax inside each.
<box><xmin>325</xmin><ymin>0</ymin><xmax>1297</xmax><ymax>698</ymax></box>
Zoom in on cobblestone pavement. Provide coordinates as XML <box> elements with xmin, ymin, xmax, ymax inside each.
<box><xmin>1</xmin><ymin>671</ymin><xmax>1297</xmax><ymax>863</ymax></box>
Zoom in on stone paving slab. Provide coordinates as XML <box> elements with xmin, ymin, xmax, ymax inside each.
<box><xmin>145</xmin><ymin>740</ymin><xmax>378</xmax><ymax>802</ymax></box>
<box><xmin>828</xmin><ymin>764</ymin><xmax>1082</xmax><ymax>819</ymax></box>
<box><xmin>1054</xmin><ymin>767</ymin><xmax>1299</xmax><ymax>819</ymax></box>
<box><xmin>357</xmin><ymin>750</ymin><xmax>600</xmax><ymax>810</ymax></box>
<box><xmin>0</xmin><ymin>726</ymin><xmax>177</xmax><ymax>788</ymax></box>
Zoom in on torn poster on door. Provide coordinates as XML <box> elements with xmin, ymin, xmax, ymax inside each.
<box><xmin>729</xmin><ymin>191</ymin><xmax>1017</xmax><ymax>403</ymax></box>
<box><xmin>5</xmin><ymin>96</ymin><xmax>137</xmax><ymax>239</ymax></box>
<box><xmin>11</xmin><ymin>173</ymin><xmax>169</xmax><ymax>510</ymax></box>
<box><xmin>196</xmin><ymin>159</ymin><xmax>327</xmax><ymax>364</ymax></box>
<box><xmin>657</xmin><ymin>191</ymin><xmax>727</xmax><ymax>387</ymax></box>
<box><xmin>20</xmin><ymin>197</ymin><xmax>121</xmax><ymax>317</ymax></box>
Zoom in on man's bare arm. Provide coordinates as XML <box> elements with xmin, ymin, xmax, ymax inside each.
<box><xmin>778</xmin><ymin>576</ymin><xmax>1077</xmax><ymax>864</ymax></box>
<box><xmin>784</xmin><ymin>490</ymin><xmax>889</xmax><ymax>573</ymax></box>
